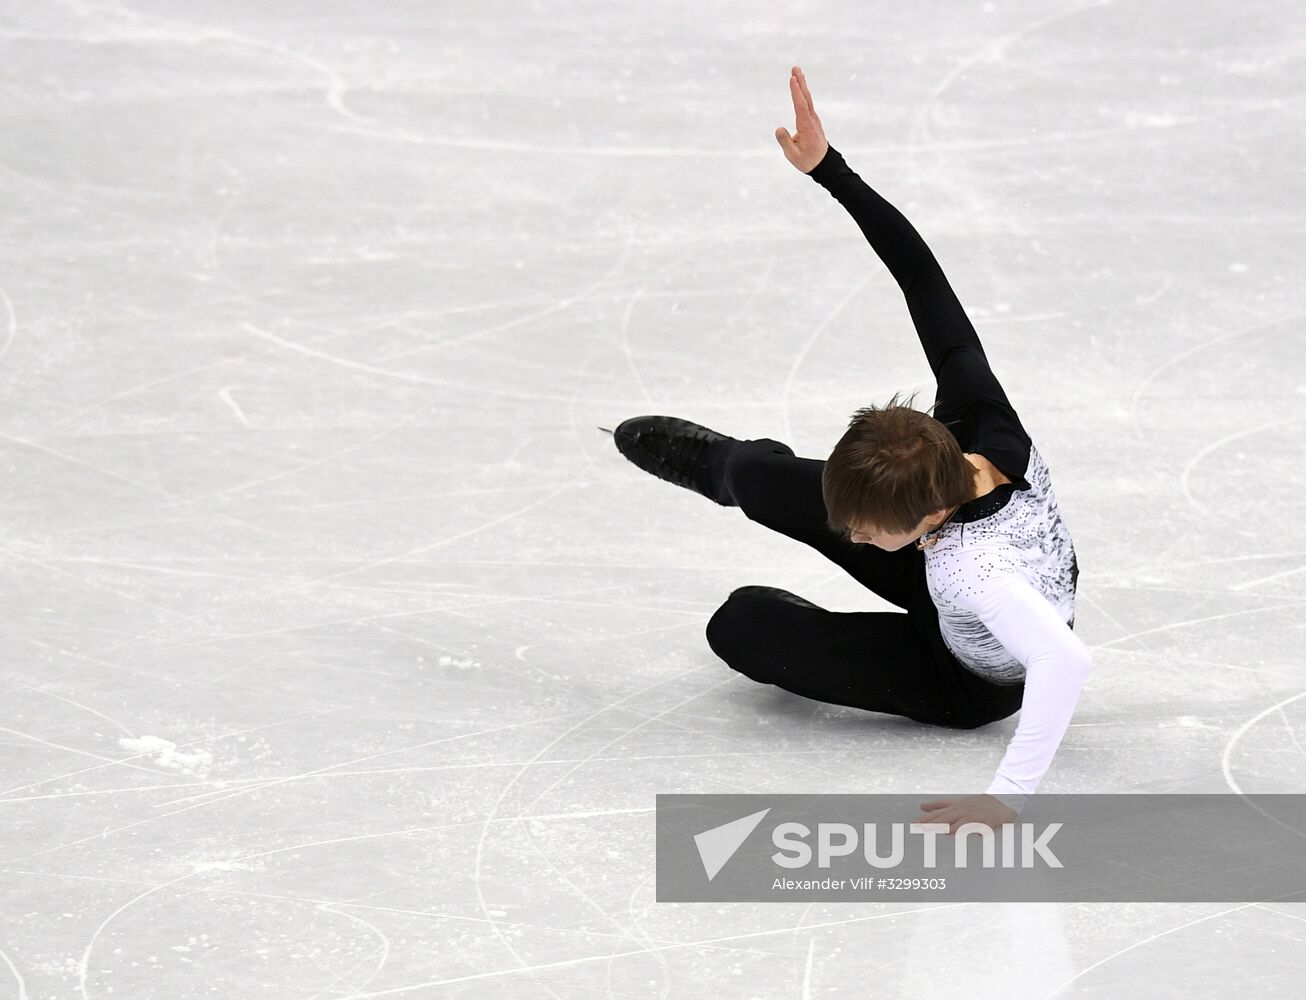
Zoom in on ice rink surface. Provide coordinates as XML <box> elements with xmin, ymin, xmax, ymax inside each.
<box><xmin>2</xmin><ymin>0</ymin><xmax>1305</xmax><ymax>996</ymax></box>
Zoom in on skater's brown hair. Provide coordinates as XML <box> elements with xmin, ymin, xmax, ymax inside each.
<box><xmin>822</xmin><ymin>390</ymin><xmax>975</xmax><ymax>537</ymax></box>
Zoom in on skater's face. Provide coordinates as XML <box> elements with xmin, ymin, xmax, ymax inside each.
<box><xmin>848</xmin><ymin>524</ymin><xmax>916</xmax><ymax>550</ymax></box>
<box><xmin>848</xmin><ymin>509</ymin><xmax>950</xmax><ymax>551</ymax></box>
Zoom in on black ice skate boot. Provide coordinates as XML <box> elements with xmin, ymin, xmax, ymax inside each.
<box><xmin>610</xmin><ymin>415</ymin><xmax>739</xmax><ymax>506</ymax></box>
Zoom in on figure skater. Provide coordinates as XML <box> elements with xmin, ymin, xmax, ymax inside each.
<box><xmin>609</xmin><ymin>66</ymin><xmax>1092</xmax><ymax>831</ymax></box>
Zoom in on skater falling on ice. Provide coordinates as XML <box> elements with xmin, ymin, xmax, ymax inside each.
<box><xmin>611</xmin><ymin>67</ymin><xmax>1092</xmax><ymax>832</ymax></box>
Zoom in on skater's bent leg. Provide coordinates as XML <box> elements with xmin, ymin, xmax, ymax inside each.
<box><xmin>705</xmin><ymin>585</ymin><xmax>987</xmax><ymax>727</ymax></box>
<box><xmin>709</xmin><ymin>437</ymin><xmax>922</xmax><ymax>610</ymax></box>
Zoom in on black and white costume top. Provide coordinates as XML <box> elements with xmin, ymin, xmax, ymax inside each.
<box><xmin>809</xmin><ymin>145</ymin><xmax>1093</xmax><ymax>808</ymax></box>
<box><xmin>921</xmin><ymin>404</ymin><xmax>1080</xmax><ymax>687</ymax></box>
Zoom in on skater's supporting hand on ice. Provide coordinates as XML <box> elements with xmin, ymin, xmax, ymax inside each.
<box><xmin>775</xmin><ymin>66</ymin><xmax>829</xmax><ymax>173</ymax></box>
<box><xmin>914</xmin><ymin>794</ymin><xmax>1018</xmax><ymax>835</ymax></box>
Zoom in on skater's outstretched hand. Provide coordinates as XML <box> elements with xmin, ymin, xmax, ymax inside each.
<box><xmin>775</xmin><ymin>65</ymin><xmax>829</xmax><ymax>174</ymax></box>
<box><xmin>913</xmin><ymin>794</ymin><xmax>1019</xmax><ymax>834</ymax></box>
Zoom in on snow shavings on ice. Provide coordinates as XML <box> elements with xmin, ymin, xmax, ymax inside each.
<box><xmin>119</xmin><ymin>735</ymin><xmax>214</xmax><ymax>775</ymax></box>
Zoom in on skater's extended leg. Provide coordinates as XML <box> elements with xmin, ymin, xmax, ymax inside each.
<box><xmin>712</xmin><ymin>436</ymin><xmax>923</xmax><ymax>610</ymax></box>
<box><xmin>609</xmin><ymin>415</ymin><xmax>922</xmax><ymax>609</ymax></box>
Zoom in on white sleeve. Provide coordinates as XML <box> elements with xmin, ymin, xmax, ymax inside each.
<box><xmin>955</xmin><ymin>571</ymin><xmax>1093</xmax><ymax>812</ymax></box>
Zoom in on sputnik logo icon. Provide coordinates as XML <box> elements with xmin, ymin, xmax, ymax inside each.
<box><xmin>693</xmin><ymin>808</ymin><xmax>771</xmax><ymax>881</ymax></box>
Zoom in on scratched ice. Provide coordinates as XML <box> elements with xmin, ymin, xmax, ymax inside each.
<box><xmin>1</xmin><ymin>0</ymin><xmax>1304</xmax><ymax>997</ymax></box>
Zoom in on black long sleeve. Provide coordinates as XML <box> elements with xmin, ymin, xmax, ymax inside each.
<box><xmin>807</xmin><ymin>144</ymin><xmax>969</xmax><ymax>343</ymax></box>
<box><xmin>807</xmin><ymin>143</ymin><xmax>1032</xmax><ymax>481</ymax></box>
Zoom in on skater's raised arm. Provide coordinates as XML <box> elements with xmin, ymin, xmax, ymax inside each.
<box><xmin>777</xmin><ymin>68</ymin><xmax>1011</xmax><ymax>411</ymax></box>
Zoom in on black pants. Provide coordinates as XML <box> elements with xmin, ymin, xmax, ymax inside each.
<box><xmin>703</xmin><ymin>437</ymin><xmax>1025</xmax><ymax>730</ymax></box>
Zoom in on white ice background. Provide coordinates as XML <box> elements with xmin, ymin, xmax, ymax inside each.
<box><xmin>1</xmin><ymin>0</ymin><xmax>1305</xmax><ymax>997</ymax></box>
